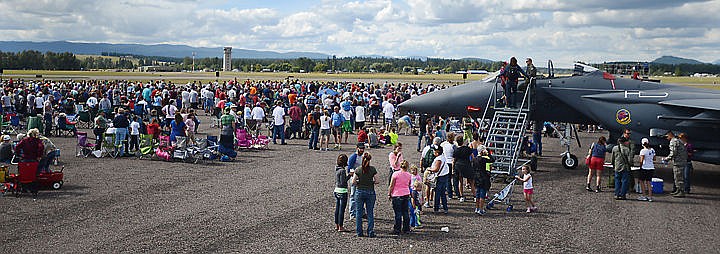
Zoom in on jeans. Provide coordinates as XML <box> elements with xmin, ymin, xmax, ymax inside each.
<box><xmin>533</xmin><ymin>131</ymin><xmax>542</xmax><ymax>156</ymax></box>
<box><xmin>417</xmin><ymin>131</ymin><xmax>426</xmax><ymax>151</ymax></box>
<box><xmin>349</xmin><ymin>185</ymin><xmax>357</xmax><ymax>218</ymax></box>
<box><xmin>290</xmin><ymin>120</ymin><xmax>302</xmax><ymax>138</ymax></box>
<box><xmin>308</xmin><ymin>127</ymin><xmax>319</xmax><ymax>149</ymax></box>
<box><xmin>447</xmin><ymin>163</ymin><xmax>455</xmax><ymax>198</ymax></box>
<box><xmin>354</xmin><ymin>189</ymin><xmax>376</xmax><ymax>236</ymax></box>
<box><xmin>272</xmin><ymin>123</ymin><xmax>285</xmax><ymax>144</ymax></box>
<box><xmin>684</xmin><ymin>162</ymin><xmax>694</xmax><ymax>192</ymax></box>
<box><xmin>409</xmin><ymin>202</ymin><xmax>420</xmax><ymax>227</ymax></box>
<box><xmin>334</xmin><ymin>192</ymin><xmax>348</xmax><ymax>227</ymax></box>
<box><xmin>504</xmin><ymin>81</ymin><xmax>518</xmax><ymax>107</ymax></box>
<box><xmin>391</xmin><ymin>195</ymin><xmax>410</xmax><ymax>233</ymax></box>
<box><xmin>614</xmin><ymin>170</ymin><xmax>630</xmax><ymax>197</ymax></box>
<box><xmin>115</xmin><ymin>127</ymin><xmax>128</xmax><ymax>157</ymax></box>
<box><xmin>434</xmin><ymin>174</ymin><xmax>449</xmax><ymax>212</ymax></box>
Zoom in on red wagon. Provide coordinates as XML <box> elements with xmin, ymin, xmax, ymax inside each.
<box><xmin>1</xmin><ymin>162</ymin><xmax>64</xmax><ymax>198</ymax></box>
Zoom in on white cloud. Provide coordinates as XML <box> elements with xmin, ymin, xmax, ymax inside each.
<box><xmin>0</xmin><ymin>0</ymin><xmax>717</xmax><ymax>66</ymax></box>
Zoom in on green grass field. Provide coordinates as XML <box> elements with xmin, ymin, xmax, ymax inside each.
<box><xmin>2</xmin><ymin>70</ymin><xmax>484</xmax><ymax>85</ymax></box>
<box><xmin>2</xmin><ymin>70</ymin><xmax>718</xmax><ymax>88</ymax></box>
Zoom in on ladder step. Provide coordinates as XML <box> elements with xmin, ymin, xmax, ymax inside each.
<box><xmin>488</xmin><ymin>134</ymin><xmax>521</xmax><ymax>139</ymax></box>
<box><xmin>488</xmin><ymin>140</ymin><xmax>517</xmax><ymax>145</ymax></box>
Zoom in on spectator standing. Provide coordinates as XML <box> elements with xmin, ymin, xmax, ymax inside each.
<box><xmin>334</xmin><ymin>154</ymin><xmax>349</xmax><ymax>232</ymax></box>
<box><xmin>307</xmin><ymin>105</ymin><xmax>321</xmax><ymax>150</ymax></box>
<box><xmin>472</xmin><ymin>149</ymin><xmax>493</xmax><ymax>215</ymax></box>
<box><xmin>388</xmin><ymin>160</ymin><xmax>412</xmax><ymax>235</ymax></box>
<box><xmin>678</xmin><ymin>133</ymin><xmax>695</xmax><ymax>194</ymax></box>
<box><xmin>637</xmin><ymin>138</ymin><xmax>655</xmax><ymax>202</ymax></box>
<box><xmin>288</xmin><ymin>102</ymin><xmax>303</xmax><ymax>140</ymax></box>
<box><xmin>664</xmin><ymin>131</ymin><xmax>687</xmax><ymax>198</ymax></box>
<box><xmin>388</xmin><ymin>143</ymin><xmax>404</xmax><ymax>184</ymax></box>
<box><xmin>382</xmin><ymin>99</ymin><xmax>395</xmax><ymax>129</ymax></box>
<box><xmin>352</xmin><ymin>153</ymin><xmax>378</xmax><ymax>238</ymax></box>
<box><xmin>347</xmin><ymin>143</ymin><xmax>366</xmax><ymax>220</ymax></box>
<box><xmin>586</xmin><ymin>136</ymin><xmax>607</xmax><ymax>192</ymax></box>
<box><xmin>429</xmin><ymin>145</ymin><xmax>449</xmax><ymax>214</ymax></box>
<box><xmin>271</xmin><ymin>101</ymin><xmax>287</xmax><ymax>145</ymax></box>
<box><xmin>612</xmin><ymin>137</ymin><xmax>633</xmax><ymax>200</ymax></box>
<box><xmin>501</xmin><ymin>57</ymin><xmax>529</xmax><ymax>108</ymax></box>
<box><xmin>440</xmin><ymin>132</ymin><xmax>457</xmax><ymax>199</ymax></box>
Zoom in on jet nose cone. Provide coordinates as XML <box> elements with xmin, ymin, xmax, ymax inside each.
<box><xmin>398</xmin><ymin>81</ymin><xmax>492</xmax><ymax>117</ymax></box>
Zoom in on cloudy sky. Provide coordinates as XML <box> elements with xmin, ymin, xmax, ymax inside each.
<box><xmin>1</xmin><ymin>0</ymin><xmax>718</xmax><ymax>66</ymax></box>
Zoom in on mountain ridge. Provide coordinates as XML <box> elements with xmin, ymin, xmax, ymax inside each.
<box><xmin>0</xmin><ymin>41</ymin><xmax>330</xmax><ymax>59</ymax></box>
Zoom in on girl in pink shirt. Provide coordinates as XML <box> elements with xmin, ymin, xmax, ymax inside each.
<box><xmin>388</xmin><ymin>142</ymin><xmax>404</xmax><ymax>184</ymax></box>
<box><xmin>388</xmin><ymin>160</ymin><xmax>412</xmax><ymax>235</ymax></box>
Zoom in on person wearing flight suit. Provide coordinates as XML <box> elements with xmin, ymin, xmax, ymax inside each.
<box><xmin>664</xmin><ymin>131</ymin><xmax>687</xmax><ymax>198</ymax></box>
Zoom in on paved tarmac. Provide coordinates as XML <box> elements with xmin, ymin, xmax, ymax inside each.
<box><xmin>1</xmin><ymin>115</ymin><xmax>718</xmax><ymax>253</ymax></box>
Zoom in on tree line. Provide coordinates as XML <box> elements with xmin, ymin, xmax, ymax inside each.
<box><xmin>1</xmin><ymin>50</ymin><xmax>719</xmax><ymax>75</ymax></box>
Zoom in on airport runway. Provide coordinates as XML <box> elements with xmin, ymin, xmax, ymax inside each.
<box><xmin>1</xmin><ymin>114</ymin><xmax>718</xmax><ymax>253</ymax></box>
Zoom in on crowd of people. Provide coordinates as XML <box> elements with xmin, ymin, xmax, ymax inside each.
<box><xmin>585</xmin><ymin>129</ymin><xmax>695</xmax><ymax>201</ymax></box>
<box><xmin>333</xmin><ymin>129</ymin><xmax>538</xmax><ymax>237</ymax></box>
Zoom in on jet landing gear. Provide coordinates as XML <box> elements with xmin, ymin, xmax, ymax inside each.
<box><xmin>550</xmin><ymin>122</ymin><xmax>581</xmax><ymax>169</ymax></box>
<box><xmin>561</xmin><ymin>153</ymin><xmax>578</xmax><ymax>169</ymax></box>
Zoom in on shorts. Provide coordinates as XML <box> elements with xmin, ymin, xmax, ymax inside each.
<box><xmin>639</xmin><ymin>169</ymin><xmax>654</xmax><ymax>181</ymax></box>
<box><xmin>523</xmin><ymin>188</ymin><xmax>534</xmax><ymax>195</ymax></box>
<box><xmin>588</xmin><ymin>156</ymin><xmax>605</xmax><ymax>171</ymax></box>
<box><xmin>321</xmin><ymin>129</ymin><xmax>331</xmax><ymax>136</ymax></box>
<box><xmin>631</xmin><ymin>170</ymin><xmax>642</xmax><ymax>179</ymax></box>
<box><xmin>332</xmin><ymin>126</ymin><xmax>342</xmax><ymax>135</ymax></box>
<box><xmin>341</xmin><ymin>121</ymin><xmax>353</xmax><ymax>132</ymax></box>
<box><xmin>475</xmin><ymin>187</ymin><xmax>487</xmax><ymax>199</ymax></box>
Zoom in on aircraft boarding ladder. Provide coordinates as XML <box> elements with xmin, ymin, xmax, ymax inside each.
<box><xmin>480</xmin><ymin>78</ymin><xmax>534</xmax><ymax>175</ymax></box>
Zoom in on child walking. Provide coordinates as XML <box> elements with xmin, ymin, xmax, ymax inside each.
<box><xmin>409</xmin><ymin>165</ymin><xmax>423</xmax><ymax>228</ymax></box>
<box><xmin>515</xmin><ymin>165</ymin><xmax>537</xmax><ymax>213</ymax></box>
<box><xmin>410</xmin><ymin>181</ymin><xmax>423</xmax><ymax>228</ymax></box>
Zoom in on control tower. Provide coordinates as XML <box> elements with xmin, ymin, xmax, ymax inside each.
<box><xmin>223</xmin><ymin>47</ymin><xmax>232</xmax><ymax>71</ymax></box>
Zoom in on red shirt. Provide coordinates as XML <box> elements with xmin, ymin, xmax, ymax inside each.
<box><xmin>15</xmin><ymin>137</ymin><xmax>44</xmax><ymax>161</ymax></box>
<box><xmin>147</xmin><ymin>123</ymin><xmax>161</xmax><ymax>139</ymax></box>
<box><xmin>357</xmin><ymin>130</ymin><xmax>368</xmax><ymax>143</ymax></box>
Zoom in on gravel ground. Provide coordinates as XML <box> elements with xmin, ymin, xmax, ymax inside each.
<box><xmin>1</xmin><ymin>115</ymin><xmax>718</xmax><ymax>253</ymax></box>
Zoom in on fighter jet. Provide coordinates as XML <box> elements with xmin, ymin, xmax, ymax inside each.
<box><xmin>399</xmin><ymin>63</ymin><xmax>720</xmax><ymax>166</ymax></box>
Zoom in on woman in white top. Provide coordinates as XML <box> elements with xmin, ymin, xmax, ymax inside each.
<box><xmin>428</xmin><ymin>145</ymin><xmax>450</xmax><ymax>214</ymax></box>
<box><xmin>319</xmin><ymin>110</ymin><xmax>331</xmax><ymax>151</ymax></box>
<box><xmin>638</xmin><ymin>138</ymin><xmax>656</xmax><ymax>202</ymax></box>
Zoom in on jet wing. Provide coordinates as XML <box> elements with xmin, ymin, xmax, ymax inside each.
<box><xmin>659</xmin><ymin>99</ymin><xmax>720</xmax><ymax>111</ymax></box>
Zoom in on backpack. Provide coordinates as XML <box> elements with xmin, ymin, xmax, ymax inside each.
<box><xmin>307</xmin><ymin>113</ymin><xmax>317</xmax><ymax>125</ymax></box>
<box><xmin>507</xmin><ymin>65</ymin><xmax>520</xmax><ymax>80</ymax></box>
<box><xmin>421</xmin><ymin>147</ymin><xmax>435</xmax><ymax>168</ymax></box>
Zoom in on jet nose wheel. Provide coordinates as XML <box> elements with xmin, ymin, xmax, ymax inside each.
<box><xmin>562</xmin><ymin>154</ymin><xmax>578</xmax><ymax>169</ymax></box>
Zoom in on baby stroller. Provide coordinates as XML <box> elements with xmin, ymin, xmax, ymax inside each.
<box><xmin>486</xmin><ymin>179</ymin><xmax>516</xmax><ymax>212</ymax></box>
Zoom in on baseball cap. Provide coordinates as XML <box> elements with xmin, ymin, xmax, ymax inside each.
<box><xmin>641</xmin><ymin>138</ymin><xmax>649</xmax><ymax>145</ymax></box>
<box><xmin>356</xmin><ymin>143</ymin><xmax>365</xmax><ymax>149</ymax></box>
<box><xmin>2</xmin><ymin>135</ymin><xmax>10</xmax><ymax>141</ymax></box>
